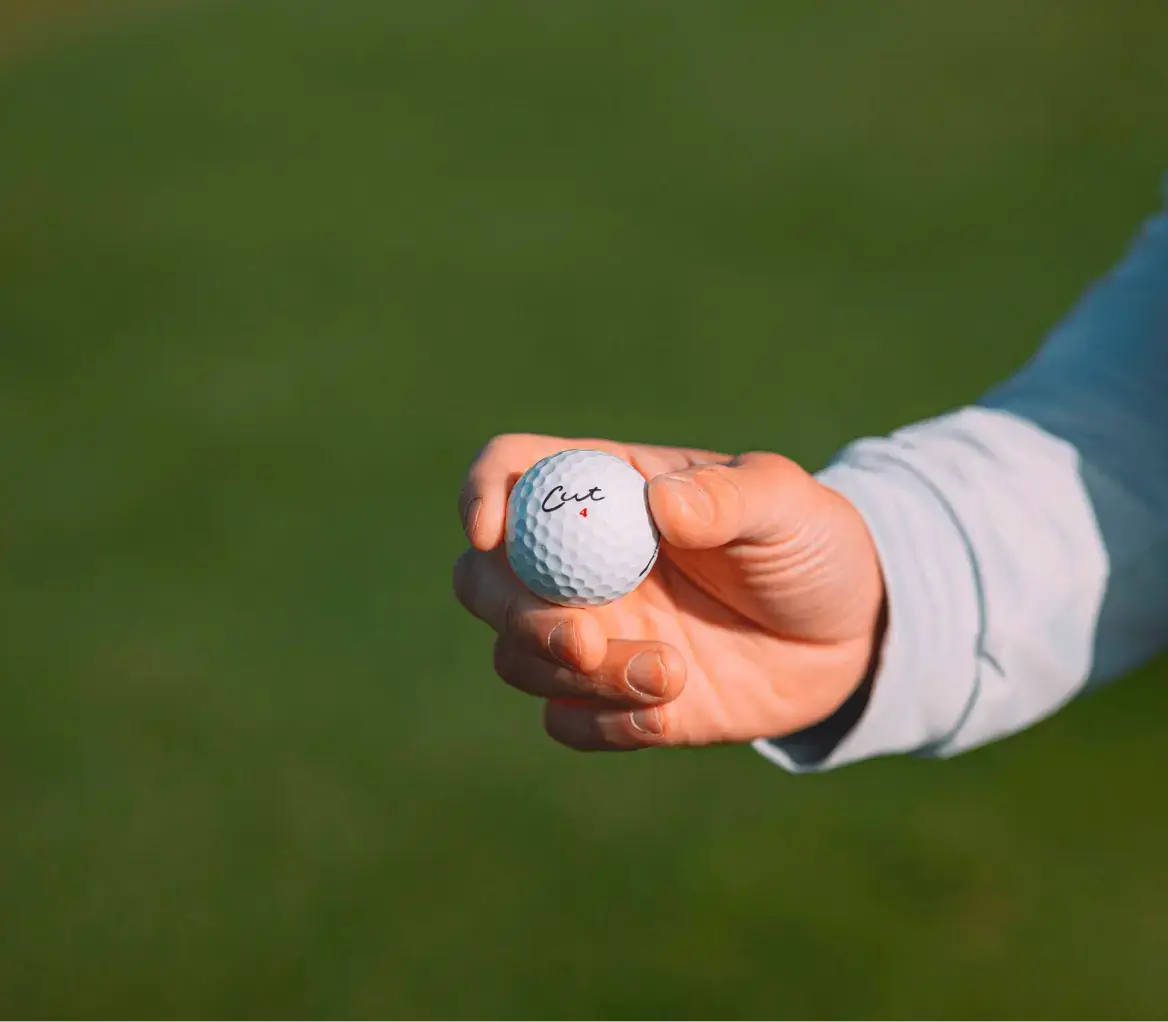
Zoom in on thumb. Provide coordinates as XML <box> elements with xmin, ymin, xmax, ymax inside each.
<box><xmin>647</xmin><ymin>452</ymin><xmax>823</xmax><ymax>550</ymax></box>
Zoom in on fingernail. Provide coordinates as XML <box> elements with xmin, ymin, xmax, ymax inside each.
<box><xmin>630</xmin><ymin>707</ymin><xmax>664</xmax><ymax>736</ymax></box>
<box><xmin>660</xmin><ymin>474</ymin><xmax>712</xmax><ymax>523</ymax></box>
<box><xmin>625</xmin><ymin>651</ymin><xmax>665</xmax><ymax>697</ymax></box>
<box><xmin>462</xmin><ymin>497</ymin><xmax>482</xmax><ymax>540</ymax></box>
<box><xmin>548</xmin><ymin>620</ymin><xmax>576</xmax><ymax>667</ymax></box>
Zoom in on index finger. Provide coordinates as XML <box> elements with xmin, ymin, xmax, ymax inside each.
<box><xmin>457</xmin><ymin>433</ymin><xmax>733</xmax><ymax>551</ymax></box>
<box><xmin>457</xmin><ymin>434</ymin><xmax>627</xmax><ymax>551</ymax></box>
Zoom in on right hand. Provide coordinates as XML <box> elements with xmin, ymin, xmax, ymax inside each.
<box><xmin>453</xmin><ymin>434</ymin><xmax>886</xmax><ymax>752</ymax></box>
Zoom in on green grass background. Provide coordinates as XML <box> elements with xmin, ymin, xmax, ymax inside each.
<box><xmin>2</xmin><ymin>2</ymin><xmax>1167</xmax><ymax>1017</ymax></box>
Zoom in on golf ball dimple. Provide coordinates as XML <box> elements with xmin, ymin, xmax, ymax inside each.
<box><xmin>505</xmin><ymin>449</ymin><xmax>660</xmax><ymax>607</ymax></box>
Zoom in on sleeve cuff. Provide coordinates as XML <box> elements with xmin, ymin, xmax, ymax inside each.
<box><xmin>753</xmin><ymin>438</ymin><xmax>984</xmax><ymax>772</ymax></box>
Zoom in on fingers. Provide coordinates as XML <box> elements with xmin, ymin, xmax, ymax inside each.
<box><xmin>458</xmin><ymin>434</ymin><xmax>628</xmax><ymax>552</ymax></box>
<box><xmin>452</xmin><ymin>546</ymin><xmax>608</xmax><ymax>672</ymax></box>
<box><xmin>493</xmin><ymin>637</ymin><xmax>686</xmax><ymax>705</ymax></box>
<box><xmin>455</xmin><ymin>544</ymin><xmax>688</xmax><ymax>752</ymax></box>
<box><xmin>647</xmin><ymin>451</ymin><xmax>818</xmax><ymax>550</ymax></box>
<box><xmin>457</xmin><ymin>433</ymin><xmax>734</xmax><ymax>551</ymax></box>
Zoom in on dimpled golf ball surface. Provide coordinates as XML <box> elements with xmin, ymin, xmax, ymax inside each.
<box><xmin>506</xmin><ymin>449</ymin><xmax>660</xmax><ymax>607</ymax></box>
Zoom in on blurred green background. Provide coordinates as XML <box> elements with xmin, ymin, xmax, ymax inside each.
<box><xmin>2</xmin><ymin>1</ymin><xmax>1167</xmax><ymax>1017</ymax></box>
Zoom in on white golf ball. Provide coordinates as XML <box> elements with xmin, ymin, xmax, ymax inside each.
<box><xmin>505</xmin><ymin>449</ymin><xmax>661</xmax><ymax>607</ymax></box>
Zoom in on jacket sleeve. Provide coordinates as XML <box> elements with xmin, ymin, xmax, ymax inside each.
<box><xmin>755</xmin><ymin>181</ymin><xmax>1168</xmax><ymax>772</ymax></box>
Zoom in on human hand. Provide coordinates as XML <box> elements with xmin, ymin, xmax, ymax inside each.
<box><xmin>453</xmin><ymin>434</ymin><xmax>885</xmax><ymax>751</ymax></box>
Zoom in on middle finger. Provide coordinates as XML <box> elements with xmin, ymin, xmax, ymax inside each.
<box><xmin>452</xmin><ymin>546</ymin><xmax>609</xmax><ymax>672</ymax></box>
<box><xmin>493</xmin><ymin>636</ymin><xmax>686</xmax><ymax>705</ymax></box>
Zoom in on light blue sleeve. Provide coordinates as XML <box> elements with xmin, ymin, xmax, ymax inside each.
<box><xmin>755</xmin><ymin>179</ymin><xmax>1168</xmax><ymax>771</ymax></box>
<box><xmin>981</xmin><ymin>190</ymin><xmax>1168</xmax><ymax>687</ymax></box>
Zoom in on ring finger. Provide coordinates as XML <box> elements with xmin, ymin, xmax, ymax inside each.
<box><xmin>493</xmin><ymin>636</ymin><xmax>686</xmax><ymax>706</ymax></box>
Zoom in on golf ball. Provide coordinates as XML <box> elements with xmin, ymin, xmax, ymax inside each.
<box><xmin>505</xmin><ymin>449</ymin><xmax>661</xmax><ymax>607</ymax></box>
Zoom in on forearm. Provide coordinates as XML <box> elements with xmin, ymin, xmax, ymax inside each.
<box><xmin>757</xmin><ymin>180</ymin><xmax>1168</xmax><ymax>771</ymax></box>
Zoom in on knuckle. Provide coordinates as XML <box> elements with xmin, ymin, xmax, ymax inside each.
<box><xmin>470</xmin><ymin>435</ymin><xmax>500</xmax><ymax>465</ymax></box>
<box><xmin>465</xmin><ymin>436</ymin><xmax>503</xmax><ymax>483</ymax></box>
<box><xmin>468</xmin><ymin>434</ymin><xmax>528</xmax><ymax>495</ymax></box>
<box><xmin>476</xmin><ymin>433</ymin><xmax>523</xmax><ymax>468</ymax></box>
<box><xmin>704</xmin><ymin>461</ymin><xmax>743</xmax><ymax>499</ymax></box>
<box><xmin>742</xmin><ymin>450</ymin><xmax>801</xmax><ymax>485</ymax></box>
<box><xmin>476</xmin><ymin>434</ymin><xmax>504</xmax><ymax>463</ymax></box>
<box><xmin>475</xmin><ymin>433</ymin><xmax>551</xmax><ymax>471</ymax></box>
